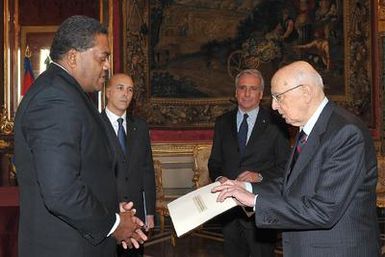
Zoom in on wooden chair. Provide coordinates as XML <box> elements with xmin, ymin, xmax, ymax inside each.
<box><xmin>145</xmin><ymin>159</ymin><xmax>176</xmax><ymax>246</ymax></box>
<box><xmin>192</xmin><ymin>145</ymin><xmax>212</xmax><ymax>188</ymax></box>
<box><xmin>154</xmin><ymin>159</ymin><xmax>168</xmax><ymax>233</ymax></box>
<box><xmin>377</xmin><ymin>155</ymin><xmax>385</xmax><ymax>208</ymax></box>
<box><xmin>376</xmin><ymin>155</ymin><xmax>385</xmax><ymax>255</ymax></box>
<box><xmin>191</xmin><ymin>144</ymin><xmax>224</xmax><ymax>241</ymax></box>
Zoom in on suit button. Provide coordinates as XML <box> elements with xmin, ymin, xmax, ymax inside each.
<box><xmin>125</xmin><ymin>177</ymin><xmax>129</xmax><ymax>181</ymax></box>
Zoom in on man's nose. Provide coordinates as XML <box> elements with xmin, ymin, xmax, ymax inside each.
<box><xmin>244</xmin><ymin>88</ymin><xmax>251</xmax><ymax>96</ymax></box>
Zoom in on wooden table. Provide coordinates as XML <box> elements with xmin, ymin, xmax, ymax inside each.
<box><xmin>0</xmin><ymin>187</ymin><xmax>19</xmax><ymax>257</ymax></box>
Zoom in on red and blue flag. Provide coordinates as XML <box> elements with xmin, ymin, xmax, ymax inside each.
<box><xmin>21</xmin><ymin>56</ymin><xmax>34</xmax><ymax>95</ymax></box>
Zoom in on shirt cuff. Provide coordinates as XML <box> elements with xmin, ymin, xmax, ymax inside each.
<box><xmin>244</xmin><ymin>182</ymin><xmax>252</xmax><ymax>192</ymax></box>
<box><xmin>107</xmin><ymin>213</ymin><xmax>120</xmax><ymax>237</ymax></box>
<box><xmin>215</xmin><ymin>176</ymin><xmax>223</xmax><ymax>182</ymax></box>
<box><xmin>244</xmin><ymin>182</ymin><xmax>258</xmax><ymax>211</ymax></box>
<box><xmin>253</xmin><ymin>194</ymin><xmax>258</xmax><ymax>212</ymax></box>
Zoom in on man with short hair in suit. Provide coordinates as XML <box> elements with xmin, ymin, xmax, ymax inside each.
<box><xmin>208</xmin><ymin>69</ymin><xmax>290</xmax><ymax>257</ymax></box>
<box><xmin>101</xmin><ymin>73</ymin><xmax>156</xmax><ymax>257</ymax></box>
<box><xmin>14</xmin><ymin>15</ymin><xmax>147</xmax><ymax>257</ymax></box>
<box><xmin>213</xmin><ymin>61</ymin><xmax>381</xmax><ymax>257</ymax></box>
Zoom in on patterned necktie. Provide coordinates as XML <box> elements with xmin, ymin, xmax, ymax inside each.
<box><xmin>117</xmin><ymin>118</ymin><xmax>127</xmax><ymax>154</ymax></box>
<box><xmin>291</xmin><ymin>130</ymin><xmax>307</xmax><ymax>169</ymax></box>
<box><xmin>238</xmin><ymin>113</ymin><xmax>249</xmax><ymax>156</ymax></box>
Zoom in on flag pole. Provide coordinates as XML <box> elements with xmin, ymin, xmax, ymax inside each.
<box><xmin>21</xmin><ymin>45</ymin><xmax>35</xmax><ymax>96</ymax></box>
<box><xmin>25</xmin><ymin>45</ymin><xmax>32</xmax><ymax>58</ymax></box>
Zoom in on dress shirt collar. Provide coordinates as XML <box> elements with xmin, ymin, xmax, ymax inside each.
<box><xmin>301</xmin><ymin>97</ymin><xmax>328</xmax><ymax>136</ymax></box>
<box><xmin>237</xmin><ymin>107</ymin><xmax>259</xmax><ymax>144</ymax></box>
<box><xmin>51</xmin><ymin>61</ymin><xmax>70</xmax><ymax>74</ymax></box>
<box><xmin>105</xmin><ymin>107</ymin><xmax>127</xmax><ymax>134</ymax></box>
<box><xmin>237</xmin><ymin>106</ymin><xmax>259</xmax><ymax>128</ymax></box>
<box><xmin>105</xmin><ymin>107</ymin><xmax>126</xmax><ymax>123</ymax></box>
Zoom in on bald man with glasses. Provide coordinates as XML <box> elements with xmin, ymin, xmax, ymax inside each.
<box><xmin>271</xmin><ymin>84</ymin><xmax>303</xmax><ymax>103</ymax></box>
<box><xmin>213</xmin><ymin>61</ymin><xmax>380</xmax><ymax>257</ymax></box>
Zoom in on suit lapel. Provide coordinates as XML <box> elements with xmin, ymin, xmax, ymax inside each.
<box><xmin>125</xmin><ymin>114</ymin><xmax>136</xmax><ymax>159</ymax></box>
<box><xmin>100</xmin><ymin>110</ymin><xmax>126</xmax><ymax>163</ymax></box>
<box><xmin>285</xmin><ymin>102</ymin><xmax>334</xmax><ymax>189</ymax></box>
<box><xmin>228</xmin><ymin>109</ymin><xmax>239</xmax><ymax>144</ymax></box>
<box><xmin>245</xmin><ymin>108</ymin><xmax>268</xmax><ymax>152</ymax></box>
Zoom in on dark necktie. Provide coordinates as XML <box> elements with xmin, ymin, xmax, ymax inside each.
<box><xmin>291</xmin><ymin>130</ymin><xmax>307</xmax><ymax>170</ymax></box>
<box><xmin>238</xmin><ymin>113</ymin><xmax>249</xmax><ymax>156</ymax></box>
<box><xmin>117</xmin><ymin>118</ymin><xmax>127</xmax><ymax>154</ymax></box>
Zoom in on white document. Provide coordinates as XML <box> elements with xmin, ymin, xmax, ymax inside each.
<box><xmin>167</xmin><ymin>181</ymin><xmax>237</xmax><ymax>237</ymax></box>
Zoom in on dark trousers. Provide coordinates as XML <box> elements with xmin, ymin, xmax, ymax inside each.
<box><xmin>221</xmin><ymin>209</ymin><xmax>275</xmax><ymax>257</ymax></box>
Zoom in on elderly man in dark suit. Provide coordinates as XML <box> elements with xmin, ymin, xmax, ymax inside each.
<box><xmin>213</xmin><ymin>61</ymin><xmax>380</xmax><ymax>257</ymax></box>
<box><xmin>208</xmin><ymin>69</ymin><xmax>290</xmax><ymax>257</ymax></box>
<box><xmin>14</xmin><ymin>15</ymin><xmax>147</xmax><ymax>257</ymax></box>
<box><xmin>101</xmin><ymin>73</ymin><xmax>156</xmax><ymax>257</ymax></box>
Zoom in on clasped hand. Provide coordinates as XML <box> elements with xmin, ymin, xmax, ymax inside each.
<box><xmin>236</xmin><ymin>170</ymin><xmax>263</xmax><ymax>183</ymax></box>
<box><xmin>113</xmin><ymin>202</ymin><xmax>148</xmax><ymax>249</ymax></box>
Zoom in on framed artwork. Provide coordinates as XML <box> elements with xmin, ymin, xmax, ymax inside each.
<box><xmin>124</xmin><ymin>0</ymin><xmax>374</xmax><ymax>128</ymax></box>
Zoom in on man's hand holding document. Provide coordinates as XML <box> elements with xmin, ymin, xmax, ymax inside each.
<box><xmin>167</xmin><ymin>181</ymin><xmax>237</xmax><ymax>237</ymax></box>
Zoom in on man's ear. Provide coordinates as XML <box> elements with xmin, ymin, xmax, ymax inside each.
<box><xmin>66</xmin><ymin>49</ymin><xmax>78</xmax><ymax>68</ymax></box>
<box><xmin>105</xmin><ymin>86</ymin><xmax>111</xmax><ymax>99</ymax></box>
<box><xmin>259</xmin><ymin>90</ymin><xmax>264</xmax><ymax>100</ymax></box>
<box><xmin>302</xmin><ymin>85</ymin><xmax>312</xmax><ymax>104</ymax></box>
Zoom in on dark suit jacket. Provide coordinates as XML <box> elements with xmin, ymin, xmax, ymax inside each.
<box><xmin>209</xmin><ymin>107</ymin><xmax>290</xmax><ymax>182</ymax></box>
<box><xmin>253</xmin><ymin>102</ymin><xmax>380</xmax><ymax>257</ymax></box>
<box><xmin>208</xmin><ymin>107</ymin><xmax>290</xmax><ymax>233</ymax></box>
<box><xmin>14</xmin><ymin>64</ymin><xmax>119</xmax><ymax>257</ymax></box>
<box><xmin>101</xmin><ymin>111</ymin><xmax>156</xmax><ymax>221</ymax></box>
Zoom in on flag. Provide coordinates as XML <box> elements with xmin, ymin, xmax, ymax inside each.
<box><xmin>21</xmin><ymin>56</ymin><xmax>34</xmax><ymax>95</ymax></box>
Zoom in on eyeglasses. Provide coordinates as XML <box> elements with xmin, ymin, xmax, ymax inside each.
<box><xmin>271</xmin><ymin>84</ymin><xmax>303</xmax><ymax>103</ymax></box>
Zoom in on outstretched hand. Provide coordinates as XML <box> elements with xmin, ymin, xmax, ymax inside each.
<box><xmin>211</xmin><ymin>179</ymin><xmax>256</xmax><ymax>207</ymax></box>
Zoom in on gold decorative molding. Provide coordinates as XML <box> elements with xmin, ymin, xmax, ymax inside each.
<box><xmin>152</xmin><ymin>142</ymin><xmax>212</xmax><ymax>157</ymax></box>
<box><xmin>152</xmin><ymin>142</ymin><xmax>199</xmax><ymax>157</ymax></box>
<box><xmin>0</xmin><ymin>106</ymin><xmax>14</xmax><ymax>135</ymax></box>
<box><xmin>379</xmin><ymin>0</ymin><xmax>385</xmax><ymax>32</ymax></box>
<box><xmin>0</xmin><ymin>139</ymin><xmax>10</xmax><ymax>149</ymax></box>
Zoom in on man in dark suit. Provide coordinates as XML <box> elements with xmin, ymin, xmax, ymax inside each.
<box><xmin>14</xmin><ymin>15</ymin><xmax>147</xmax><ymax>257</ymax></box>
<box><xmin>213</xmin><ymin>61</ymin><xmax>380</xmax><ymax>257</ymax></box>
<box><xmin>208</xmin><ymin>69</ymin><xmax>290</xmax><ymax>257</ymax></box>
<box><xmin>101</xmin><ymin>73</ymin><xmax>156</xmax><ymax>257</ymax></box>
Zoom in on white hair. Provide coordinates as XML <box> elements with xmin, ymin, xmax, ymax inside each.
<box><xmin>234</xmin><ymin>69</ymin><xmax>265</xmax><ymax>90</ymax></box>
